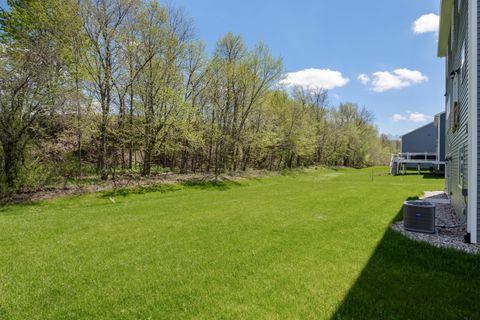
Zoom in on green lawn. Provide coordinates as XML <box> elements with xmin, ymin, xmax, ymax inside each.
<box><xmin>1</xmin><ymin>167</ymin><xmax>479</xmax><ymax>319</ymax></box>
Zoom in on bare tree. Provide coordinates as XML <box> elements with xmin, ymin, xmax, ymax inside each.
<box><xmin>80</xmin><ymin>0</ymin><xmax>138</xmax><ymax>179</ymax></box>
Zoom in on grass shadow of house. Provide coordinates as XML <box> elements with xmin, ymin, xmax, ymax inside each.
<box><xmin>330</xmin><ymin>197</ymin><xmax>480</xmax><ymax>320</ymax></box>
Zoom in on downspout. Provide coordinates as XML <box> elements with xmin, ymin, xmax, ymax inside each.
<box><xmin>468</xmin><ymin>0</ymin><xmax>478</xmax><ymax>243</ymax></box>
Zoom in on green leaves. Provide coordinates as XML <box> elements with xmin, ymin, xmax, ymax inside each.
<box><xmin>0</xmin><ymin>0</ymin><xmax>395</xmax><ymax>191</ymax></box>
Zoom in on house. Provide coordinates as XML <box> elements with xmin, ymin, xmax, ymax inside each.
<box><xmin>391</xmin><ymin>112</ymin><xmax>446</xmax><ymax>175</ymax></box>
<box><xmin>437</xmin><ymin>0</ymin><xmax>478</xmax><ymax>243</ymax></box>
<box><xmin>400</xmin><ymin>113</ymin><xmax>446</xmax><ymax>172</ymax></box>
<box><xmin>401</xmin><ymin>121</ymin><xmax>437</xmax><ymax>156</ymax></box>
<box><xmin>435</xmin><ymin>112</ymin><xmax>447</xmax><ymax>172</ymax></box>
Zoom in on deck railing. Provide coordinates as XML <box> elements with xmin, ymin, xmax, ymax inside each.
<box><xmin>390</xmin><ymin>152</ymin><xmax>443</xmax><ymax>175</ymax></box>
<box><xmin>391</xmin><ymin>152</ymin><xmax>438</xmax><ymax>162</ymax></box>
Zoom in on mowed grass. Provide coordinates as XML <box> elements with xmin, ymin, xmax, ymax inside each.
<box><xmin>0</xmin><ymin>167</ymin><xmax>479</xmax><ymax>319</ymax></box>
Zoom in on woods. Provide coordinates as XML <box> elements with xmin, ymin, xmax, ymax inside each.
<box><xmin>0</xmin><ymin>0</ymin><xmax>398</xmax><ymax>192</ymax></box>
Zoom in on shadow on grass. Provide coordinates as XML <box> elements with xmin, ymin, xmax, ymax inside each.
<box><xmin>101</xmin><ymin>179</ymin><xmax>243</xmax><ymax>198</ymax></box>
<box><xmin>180</xmin><ymin>179</ymin><xmax>242</xmax><ymax>191</ymax></box>
<box><xmin>395</xmin><ymin>172</ymin><xmax>445</xmax><ymax>180</ymax></box>
<box><xmin>278</xmin><ymin>168</ymin><xmax>307</xmax><ymax>176</ymax></box>
<box><xmin>278</xmin><ymin>166</ymin><xmax>336</xmax><ymax>177</ymax></box>
<box><xmin>0</xmin><ymin>200</ymin><xmax>42</xmax><ymax>215</ymax></box>
<box><xmin>331</xmin><ymin>197</ymin><xmax>480</xmax><ymax>320</ymax></box>
<box><xmin>100</xmin><ymin>184</ymin><xmax>182</xmax><ymax>198</ymax></box>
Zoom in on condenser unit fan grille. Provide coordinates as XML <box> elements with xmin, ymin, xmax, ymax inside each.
<box><xmin>403</xmin><ymin>200</ymin><xmax>436</xmax><ymax>234</ymax></box>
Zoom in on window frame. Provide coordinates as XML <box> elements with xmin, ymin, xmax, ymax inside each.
<box><xmin>452</xmin><ymin>101</ymin><xmax>460</xmax><ymax>133</ymax></box>
<box><xmin>451</xmin><ymin>73</ymin><xmax>460</xmax><ymax>133</ymax></box>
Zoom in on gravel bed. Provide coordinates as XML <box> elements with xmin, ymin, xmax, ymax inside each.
<box><xmin>391</xmin><ymin>191</ymin><xmax>480</xmax><ymax>254</ymax></box>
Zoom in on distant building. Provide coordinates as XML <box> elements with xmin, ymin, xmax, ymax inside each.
<box><xmin>435</xmin><ymin>112</ymin><xmax>447</xmax><ymax>171</ymax></box>
<box><xmin>401</xmin><ymin>122</ymin><xmax>437</xmax><ymax>155</ymax></box>
<box><xmin>398</xmin><ymin>112</ymin><xmax>446</xmax><ymax>171</ymax></box>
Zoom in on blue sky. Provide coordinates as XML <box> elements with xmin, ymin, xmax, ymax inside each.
<box><xmin>171</xmin><ymin>0</ymin><xmax>444</xmax><ymax>136</ymax></box>
<box><xmin>0</xmin><ymin>0</ymin><xmax>443</xmax><ymax>136</ymax></box>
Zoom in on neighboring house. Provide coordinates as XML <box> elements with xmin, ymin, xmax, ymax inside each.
<box><xmin>401</xmin><ymin>121</ymin><xmax>437</xmax><ymax>155</ymax></box>
<box><xmin>435</xmin><ymin>112</ymin><xmax>447</xmax><ymax>172</ymax></box>
<box><xmin>437</xmin><ymin>0</ymin><xmax>478</xmax><ymax>243</ymax></box>
<box><xmin>397</xmin><ymin>112</ymin><xmax>446</xmax><ymax>172</ymax></box>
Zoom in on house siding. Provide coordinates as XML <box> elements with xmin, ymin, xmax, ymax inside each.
<box><xmin>401</xmin><ymin>122</ymin><xmax>437</xmax><ymax>154</ymax></box>
<box><xmin>477</xmin><ymin>0</ymin><xmax>480</xmax><ymax>242</ymax></box>
<box><xmin>446</xmin><ymin>0</ymin><xmax>469</xmax><ymax>223</ymax></box>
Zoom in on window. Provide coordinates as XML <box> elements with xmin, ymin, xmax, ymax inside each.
<box><xmin>451</xmin><ymin>74</ymin><xmax>460</xmax><ymax>132</ymax></box>
<box><xmin>452</xmin><ymin>101</ymin><xmax>460</xmax><ymax>132</ymax></box>
<box><xmin>458</xmin><ymin>146</ymin><xmax>464</xmax><ymax>188</ymax></box>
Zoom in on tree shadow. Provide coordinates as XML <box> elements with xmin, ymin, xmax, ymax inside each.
<box><xmin>100</xmin><ymin>184</ymin><xmax>182</xmax><ymax>198</ymax></box>
<box><xmin>278</xmin><ymin>168</ymin><xmax>308</xmax><ymax>176</ymax></box>
<box><xmin>179</xmin><ymin>179</ymin><xmax>242</xmax><ymax>191</ymax></box>
<box><xmin>330</xmin><ymin>197</ymin><xmax>480</xmax><ymax>320</ymax></box>
<box><xmin>0</xmin><ymin>200</ymin><xmax>42</xmax><ymax>215</ymax></box>
<box><xmin>100</xmin><ymin>179</ymin><xmax>243</xmax><ymax>198</ymax></box>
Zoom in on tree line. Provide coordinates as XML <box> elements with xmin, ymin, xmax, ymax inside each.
<box><xmin>0</xmin><ymin>0</ymin><xmax>398</xmax><ymax>192</ymax></box>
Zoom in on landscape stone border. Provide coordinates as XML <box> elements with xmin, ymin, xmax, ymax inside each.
<box><xmin>391</xmin><ymin>191</ymin><xmax>480</xmax><ymax>254</ymax></box>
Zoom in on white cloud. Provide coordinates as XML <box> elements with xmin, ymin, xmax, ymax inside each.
<box><xmin>357</xmin><ymin>74</ymin><xmax>370</xmax><ymax>85</ymax></box>
<box><xmin>392</xmin><ymin>113</ymin><xmax>407</xmax><ymax>122</ymax></box>
<box><xmin>393</xmin><ymin>69</ymin><xmax>428</xmax><ymax>83</ymax></box>
<box><xmin>391</xmin><ymin>112</ymin><xmax>432</xmax><ymax>123</ymax></box>
<box><xmin>409</xmin><ymin>112</ymin><xmax>431</xmax><ymax>123</ymax></box>
<box><xmin>280</xmin><ymin>68</ymin><xmax>350</xmax><ymax>90</ymax></box>
<box><xmin>413</xmin><ymin>13</ymin><xmax>439</xmax><ymax>34</ymax></box>
<box><xmin>371</xmin><ymin>68</ymin><xmax>428</xmax><ymax>92</ymax></box>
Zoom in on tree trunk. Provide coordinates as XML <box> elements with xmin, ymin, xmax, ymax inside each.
<box><xmin>129</xmin><ymin>84</ymin><xmax>134</xmax><ymax>170</ymax></box>
<box><xmin>142</xmin><ymin>121</ymin><xmax>153</xmax><ymax>176</ymax></box>
<box><xmin>75</xmin><ymin>66</ymin><xmax>82</xmax><ymax>179</ymax></box>
<box><xmin>98</xmin><ymin>106</ymin><xmax>109</xmax><ymax>180</ymax></box>
<box><xmin>3</xmin><ymin>140</ymin><xmax>20</xmax><ymax>189</ymax></box>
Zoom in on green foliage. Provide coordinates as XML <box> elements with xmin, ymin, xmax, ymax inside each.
<box><xmin>0</xmin><ymin>0</ymin><xmax>400</xmax><ymax>192</ymax></box>
<box><xmin>0</xmin><ymin>0</ymin><xmax>83</xmax><ymax>191</ymax></box>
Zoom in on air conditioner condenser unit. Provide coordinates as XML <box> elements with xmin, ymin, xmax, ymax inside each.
<box><xmin>403</xmin><ymin>200</ymin><xmax>436</xmax><ymax>234</ymax></box>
